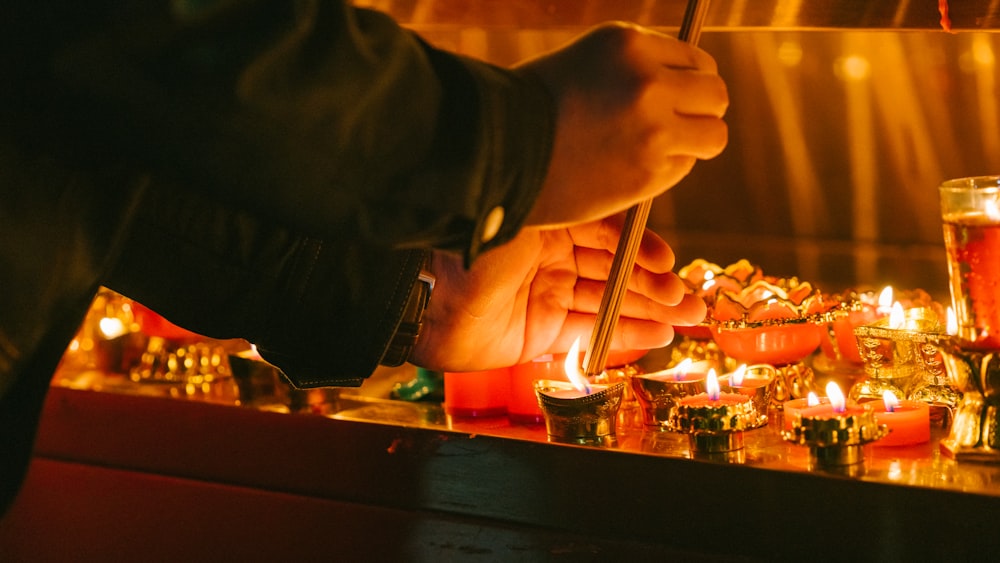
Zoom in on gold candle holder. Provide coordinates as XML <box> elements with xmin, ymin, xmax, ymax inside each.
<box><xmin>718</xmin><ymin>364</ymin><xmax>778</xmax><ymax>425</ymax></box>
<box><xmin>783</xmin><ymin>402</ymin><xmax>887</xmax><ymax>470</ymax></box>
<box><xmin>852</xmin><ymin>307</ymin><xmax>960</xmax><ymax>425</ymax></box>
<box><xmin>666</xmin><ymin>372</ymin><xmax>765</xmax><ymax>458</ymax></box>
<box><xmin>628</xmin><ymin>360</ymin><xmax>715</xmax><ymax>430</ymax></box>
<box><xmin>938</xmin><ymin>341</ymin><xmax>1000</xmax><ymax>462</ymax></box>
<box><xmin>534</xmin><ymin>380</ymin><xmax>625</xmax><ymax>447</ymax></box>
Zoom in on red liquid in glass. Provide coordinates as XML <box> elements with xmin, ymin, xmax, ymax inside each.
<box><xmin>943</xmin><ymin>212</ymin><xmax>1000</xmax><ymax>350</ymax></box>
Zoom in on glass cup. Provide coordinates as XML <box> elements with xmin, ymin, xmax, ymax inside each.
<box><xmin>940</xmin><ymin>176</ymin><xmax>1000</xmax><ymax>350</ymax></box>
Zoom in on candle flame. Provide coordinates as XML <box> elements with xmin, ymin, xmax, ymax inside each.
<box><xmin>883</xmin><ymin>390</ymin><xmax>900</xmax><ymax>413</ymax></box>
<box><xmin>826</xmin><ymin>382</ymin><xmax>846</xmax><ymax>413</ymax></box>
<box><xmin>701</xmin><ymin>272</ymin><xmax>716</xmax><ymax>291</ymax></box>
<box><xmin>947</xmin><ymin>306</ymin><xmax>958</xmax><ymax>336</ymax></box>
<box><xmin>672</xmin><ymin>358</ymin><xmax>694</xmax><ymax>381</ymax></box>
<box><xmin>807</xmin><ymin>391</ymin><xmax>820</xmax><ymax>407</ymax></box>
<box><xmin>986</xmin><ymin>197</ymin><xmax>1000</xmax><ymax>221</ymax></box>
<box><xmin>889</xmin><ymin>302</ymin><xmax>905</xmax><ymax>329</ymax></box>
<box><xmin>98</xmin><ymin>317</ymin><xmax>127</xmax><ymax>340</ymax></box>
<box><xmin>706</xmin><ymin>369</ymin><xmax>720</xmax><ymax>401</ymax></box>
<box><xmin>563</xmin><ymin>337</ymin><xmax>592</xmax><ymax>394</ymax></box>
<box><xmin>731</xmin><ymin>364</ymin><xmax>747</xmax><ymax>386</ymax></box>
<box><xmin>877</xmin><ymin>286</ymin><xmax>894</xmax><ymax>310</ymax></box>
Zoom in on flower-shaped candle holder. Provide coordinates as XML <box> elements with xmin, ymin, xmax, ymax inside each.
<box><xmin>666</xmin><ymin>370</ymin><xmax>765</xmax><ymax>458</ymax></box>
<box><xmin>783</xmin><ymin>382</ymin><xmax>888</xmax><ymax>472</ymax></box>
<box><xmin>708</xmin><ymin>278</ymin><xmax>852</xmax><ymax>405</ymax></box>
<box><xmin>672</xmin><ymin>259</ymin><xmax>765</xmax><ymax>365</ymax></box>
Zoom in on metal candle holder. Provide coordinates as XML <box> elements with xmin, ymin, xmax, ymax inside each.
<box><xmin>938</xmin><ymin>340</ymin><xmax>1000</xmax><ymax>462</ymax></box>
<box><xmin>628</xmin><ymin>360</ymin><xmax>715</xmax><ymax>429</ymax></box>
<box><xmin>667</xmin><ymin>395</ymin><xmax>764</xmax><ymax>457</ymax></box>
<box><xmin>783</xmin><ymin>403</ymin><xmax>887</xmax><ymax>471</ymax></box>
<box><xmin>852</xmin><ymin>308</ymin><xmax>960</xmax><ymax>424</ymax></box>
<box><xmin>719</xmin><ymin>364</ymin><xmax>778</xmax><ymax>423</ymax></box>
<box><xmin>534</xmin><ymin>380</ymin><xmax>626</xmax><ymax>446</ymax></box>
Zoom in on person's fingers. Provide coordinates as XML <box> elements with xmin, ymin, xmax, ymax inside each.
<box><xmin>569</xmin><ymin>221</ymin><xmax>676</xmax><ymax>273</ymax></box>
<box><xmin>657</xmin><ymin>69</ymin><xmax>729</xmax><ymax>117</ymax></box>
<box><xmin>572</xmin><ymin>278</ymin><xmax>704</xmax><ymax>324</ymax></box>
<box><xmin>628</xmin><ymin>25</ymin><xmax>719</xmax><ymax>72</ymax></box>
<box><xmin>557</xmin><ymin>311</ymin><xmax>678</xmax><ymax>352</ymax></box>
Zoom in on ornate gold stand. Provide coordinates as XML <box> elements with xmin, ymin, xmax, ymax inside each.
<box><xmin>939</xmin><ymin>343</ymin><xmax>1000</xmax><ymax>462</ymax></box>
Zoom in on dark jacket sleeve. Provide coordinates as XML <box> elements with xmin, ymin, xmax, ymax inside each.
<box><xmin>4</xmin><ymin>0</ymin><xmax>554</xmax><ymax>386</ymax></box>
<box><xmin>0</xmin><ymin>0</ymin><xmax>555</xmax><ymax>512</ymax></box>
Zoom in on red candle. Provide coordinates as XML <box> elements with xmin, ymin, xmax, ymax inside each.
<box><xmin>678</xmin><ymin>369</ymin><xmax>749</xmax><ymax>408</ymax></box>
<box><xmin>943</xmin><ymin>210</ymin><xmax>1000</xmax><ymax>349</ymax></box>
<box><xmin>679</xmin><ymin>391</ymin><xmax>749</xmax><ymax>408</ymax></box>
<box><xmin>443</xmin><ymin>367</ymin><xmax>510</xmax><ymax>418</ymax></box>
<box><xmin>782</xmin><ymin>394</ymin><xmax>829</xmax><ymax>431</ymax></box>
<box><xmin>872</xmin><ymin>391</ymin><xmax>931</xmax><ymax>446</ymax></box>
<box><xmin>796</xmin><ymin>383</ymin><xmax>867</xmax><ymax>422</ymax></box>
<box><xmin>823</xmin><ymin>286</ymin><xmax>893</xmax><ymax>364</ymax></box>
<box><xmin>509</xmin><ymin>355</ymin><xmax>565</xmax><ymax>424</ymax></box>
<box><xmin>641</xmin><ymin>358</ymin><xmax>713</xmax><ymax>383</ymax></box>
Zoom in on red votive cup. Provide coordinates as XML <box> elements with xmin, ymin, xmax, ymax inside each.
<box><xmin>872</xmin><ymin>399</ymin><xmax>931</xmax><ymax>446</ymax></box>
<box><xmin>509</xmin><ymin>355</ymin><xmax>566</xmax><ymax>424</ymax></box>
<box><xmin>444</xmin><ymin>367</ymin><xmax>510</xmax><ymax>418</ymax></box>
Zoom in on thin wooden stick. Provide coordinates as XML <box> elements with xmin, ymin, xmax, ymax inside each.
<box><xmin>583</xmin><ymin>0</ymin><xmax>711</xmax><ymax>376</ymax></box>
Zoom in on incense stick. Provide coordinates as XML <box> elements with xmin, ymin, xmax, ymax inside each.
<box><xmin>583</xmin><ymin>0</ymin><xmax>711</xmax><ymax>376</ymax></box>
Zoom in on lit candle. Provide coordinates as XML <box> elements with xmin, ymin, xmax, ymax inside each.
<box><xmin>784</xmin><ymin>382</ymin><xmax>888</xmax><ymax>467</ymax></box>
<box><xmin>876</xmin><ymin>286</ymin><xmax>894</xmax><ymax>315</ymax></box>
<box><xmin>669</xmin><ymin>370</ymin><xmax>763</xmax><ymax>454</ymax></box>
<box><xmin>872</xmin><ymin>390</ymin><xmax>931</xmax><ymax>446</ymax></box>
<box><xmin>533</xmin><ymin>339</ymin><xmax>624</xmax><ymax>445</ymax></box>
<box><xmin>677</xmin><ymin>369</ymin><xmax>750</xmax><ymax>408</ymax></box>
<box><xmin>797</xmin><ymin>382</ymin><xmax>867</xmax><ymax>420</ymax></box>
<box><xmin>720</xmin><ymin>364</ymin><xmax>776</xmax><ymax>423</ymax></box>
<box><xmin>641</xmin><ymin>358</ymin><xmax>713</xmax><ymax>383</ymax></box>
<box><xmin>782</xmin><ymin>392</ymin><xmax>828</xmax><ymax>432</ymax></box>
<box><xmin>629</xmin><ymin>358</ymin><xmax>714</xmax><ymax>429</ymax></box>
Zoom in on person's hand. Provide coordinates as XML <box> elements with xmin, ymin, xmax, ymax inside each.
<box><xmin>410</xmin><ymin>214</ymin><xmax>705</xmax><ymax>372</ymax></box>
<box><xmin>516</xmin><ymin>22</ymin><xmax>729</xmax><ymax>228</ymax></box>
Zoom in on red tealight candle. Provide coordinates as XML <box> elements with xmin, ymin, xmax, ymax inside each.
<box><xmin>782</xmin><ymin>393</ymin><xmax>829</xmax><ymax>432</ymax></box>
<box><xmin>824</xmin><ymin>287</ymin><xmax>893</xmax><ymax>364</ymax></box>
<box><xmin>443</xmin><ymin>367</ymin><xmax>510</xmax><ymax>418</ymax></box>
<box><xmin>678</xmin><ymin>369</ymin><xmax>749</xmax><ymax>408</ymax></box>
<box><xmin>642</xmin><ymin>358</ymin><xmax>713</xmax><ymax>383</ymax></box>
<box><xmin>872</xmin><ymin>391</ymin><xmax>931</xmax><ymax>446</ymax></box>
<box><xmin>509</xmin><ymin>355</ymin><xmax>565</xmax><ymax>424</ymax></box>
<box><xmin>797</xmin><ymin>382</ymin><xmax>868</xmax><ymax>421</ymax></box>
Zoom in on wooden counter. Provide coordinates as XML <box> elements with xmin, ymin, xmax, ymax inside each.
<box><xmin>3</xmin><ymin>370</ymin><xmax>1000</xmax><ymax>561</ymax></box>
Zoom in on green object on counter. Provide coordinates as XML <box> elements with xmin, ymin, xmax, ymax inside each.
<box><xmin>391</xmin><ymin>367</ymin><xmax>444</xmax><ymax>402</ymax></box>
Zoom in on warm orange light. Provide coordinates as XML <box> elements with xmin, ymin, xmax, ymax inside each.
<box><xmin>883</xmin><ymin>390</ymin><xmax>900</xmax><ymax>413</ymax></box>
<box><xmin>730</xmin><ymin>364</ymin><xmax>747</xmax><ymax>386</ymax></box>
<box><xmin>889</xmin><ymin>302</ymin><xmax>906</xmax><ymax>329</ymax></box>
<box><xmin>947</xmin><ymin>307</ymin><xmax>958</xmax><ymax>336</ymax></box>
<box><xmin>98</xmin><ymin>317</ymin><xmax>127</xmax><ymax>340</ymax></box>
<box><xmin>826</xmin><ymin>382</ymin><xmax>846</xmax><ymax>413</ymax></box>
<box><xmin>672</xmin><ymin>358</ymin><xmax>694</xmax><ymax>381</ymax></box>
<box><xmin>877</xmin><ymin>286</ymin><xmax>894</xmax><ymax>312</ymax></box>
<box><xmin>807</xmin><ymin>391</ymin><xmax>820</xmax><ymax>407</ymax></box>
<box><xmin>563</xmin><ymin>337</ymin><xmax>591</xmax><ymax>394</ymax></box>
<box><xmin>706</xmin><ymin>369</ymin><xmax>720</xmax><ymax>401</ymax></box>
